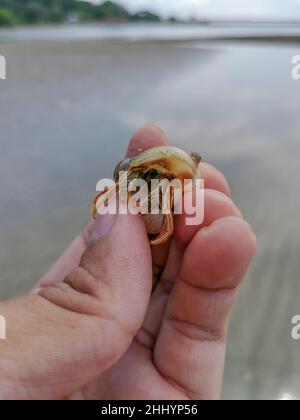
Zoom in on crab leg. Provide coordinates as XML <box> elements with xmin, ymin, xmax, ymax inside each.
<box><xmin>150</xmin><ymin>213</ymin><xmax>174</xmax><ymax>246</ymax></box>
<box><xmin>92</xmin><ymin>172</ymin><xmax>128</xmax><ymax>218</ymax></box>
<box><xmin>150</xmin><ymin>188</ymin><xmax>175</xmax><ymax>246</ymax></box>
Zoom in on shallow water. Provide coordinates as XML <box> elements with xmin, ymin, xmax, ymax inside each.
<box><xmin>1</xmin><ymin>22</ymin><xmax>300</xmax><ymax>42</ymax></box>
<box><xmin>0</xmin><ymin>25</ymin><xmax>300</xmax><ymax>400</ymax></box>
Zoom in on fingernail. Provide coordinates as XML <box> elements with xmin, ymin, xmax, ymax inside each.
<box><xmin>31</xmin><ymin>286</ymin><xmax>42</xmax><ymax>295</ymax></box>
<box><xmin>90</xmin><ymin>214</ymin><xmax>116</xmax><ymax>241</ymax></box>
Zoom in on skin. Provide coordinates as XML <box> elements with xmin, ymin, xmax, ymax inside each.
<box><xmin>0</xmin><ymin>125</ymin><xmax>256</xmax><ymax>400</ymax></box>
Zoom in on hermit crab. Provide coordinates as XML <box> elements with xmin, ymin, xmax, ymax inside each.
<box><xmin>92</xmin><ymin>146</ymin><xmax>201</xmax><ymax>246</ymax></box>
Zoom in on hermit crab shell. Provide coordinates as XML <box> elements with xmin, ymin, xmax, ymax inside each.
<box><xmin>114</xmin><ymin>146</ymin><xmax>201</xmax><ymax>182</ymax></box>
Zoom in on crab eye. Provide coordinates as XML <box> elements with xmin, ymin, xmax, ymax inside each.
<box><xmin>113</xmin><ymin>158</ymin><xmax>131</xmax><ymax>181</ymax></box>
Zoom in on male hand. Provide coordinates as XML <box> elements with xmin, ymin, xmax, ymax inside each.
<box><xmin>0</xmin><ymin>125</ymin><xmax>256</xmax><ymax>400</ymax></box>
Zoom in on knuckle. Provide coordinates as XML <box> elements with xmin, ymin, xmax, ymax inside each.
<box><xmin>166</xmin><ymin>311</ymin><xmax>226</xmax><ymax>343</ymax></box>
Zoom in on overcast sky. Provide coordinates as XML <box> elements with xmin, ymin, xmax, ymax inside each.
<box><xmin>107</xmin><ymin>0</ymin><xmax>300</xmax><ymax>19</ymax></box>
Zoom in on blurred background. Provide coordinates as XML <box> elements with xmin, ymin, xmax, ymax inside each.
<box><xmin>0</xmin><ymin>0</ymin><xmax>300</xmax><ymax>400</ymax></box>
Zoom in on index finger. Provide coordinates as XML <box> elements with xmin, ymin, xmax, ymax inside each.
<box><xmin>126</xmin><ymin>124</ymin><xmax>169</xmax><ymax>157</ymax></box>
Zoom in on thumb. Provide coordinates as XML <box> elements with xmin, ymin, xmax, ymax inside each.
<box><xmin>40</xmin><ymin>211</ymin><xmax>153</xmax><ymax>367</ymax></box>
<box><xmin>0</xmin><ymin>213</ymin><xmax>152</xmax><ymax>399</ymax></box>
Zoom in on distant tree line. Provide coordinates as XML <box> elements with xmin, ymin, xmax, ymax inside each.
<box><xmin>0</xmin><ymin>0</ymin><xmax>163</xmax><ymax>27</ymax></box>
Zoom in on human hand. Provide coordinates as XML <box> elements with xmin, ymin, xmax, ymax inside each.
<box><xmin>0</xmin><ymin>125</ymin><xmax>256</xmax><ymax>400</ymax></box>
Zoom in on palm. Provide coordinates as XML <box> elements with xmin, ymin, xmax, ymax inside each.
<box><xmin>98</xmin><ymin>339</ymin><xmax>188</xmax><ymax>400</ymax></box>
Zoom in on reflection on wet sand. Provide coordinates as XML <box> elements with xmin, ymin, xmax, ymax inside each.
<box><xmin>0</xmin><ymin>33</ymin><xmax>299</xmax><ymax>399</ymax></box>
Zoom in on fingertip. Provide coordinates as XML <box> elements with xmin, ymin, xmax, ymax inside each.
<box><xmin>145</xmin><ymin>123</ymin><xmax>166</xmax><ymax>135</ymax></box>
<box><xmin>182</xmin><ymin>216</ymin><xmax>257</xmax><ymax>290</ymax></box>
<box><xmin>204</xmin><ymin>216</ymin><xmax>257</xmax><ymax>264</ymax></box>
<box><xmin>175</xmin><ymin>189</ymin><xmax>242</xmax><ymax>247</ymax></box>
<box><xmin>210</xmin><ymin>216</ymin><xmax>257</xmax><ymax>249</ymax></box>
<box><xmin>200</xmin><ymin>162</ymin><xmax>231</xmax><ymax>197</ymax></box>
<box><xmin>126</xmin><ymin>124</ymin><xmax>170</xmax><ymax>158</ymax></box>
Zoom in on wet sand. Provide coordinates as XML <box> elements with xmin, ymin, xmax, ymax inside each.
<box><xmin>0</xmin><ymin>33</ymin><xmax>300</xmax><ymax>399</ymax></box>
